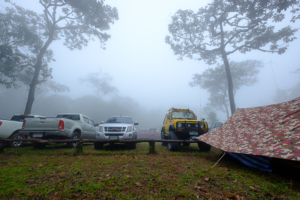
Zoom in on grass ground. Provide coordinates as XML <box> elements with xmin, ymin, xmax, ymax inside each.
<box><xmin>0</xmin><ymin>142</ymin><xmax>299</xmax><ymax>200</ymax></box>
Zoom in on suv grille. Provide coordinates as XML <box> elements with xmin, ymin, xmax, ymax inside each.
<box><xmin>104</xmin><ymin>127</ymin><xmax>126</xmax><ymax>132</ymax></box>
<box><xmin>177</xmin><ymin>123</ymin><xmax>199</xmax><ymax>128</ymax></box>
<box><xmin>105</xmin><ymin>133</ymin><xmax>124</xmax><ymax>136</ymax></box>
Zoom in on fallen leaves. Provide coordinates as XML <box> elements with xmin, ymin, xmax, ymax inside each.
<box><xmin>135</xmin><ymin>182</ymin><xmax>142</xmax><ymax>187</ymax></box>
<box><xmin>222</xmin><ymin>191</ymin><xmax>236</xmax><ymax>198</ymax></box>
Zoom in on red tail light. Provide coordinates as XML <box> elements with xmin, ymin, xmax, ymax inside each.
<box><xmin>58</xmin><ymin>120</ymin><xmax>64</xmax><ymax>130</ymax></box>
<box><xmin>22</xmin><ymin>120</ymin><xmax>26</xmax><ymax>129</ymax></box>
<box><xmin>0</xmin><ymin>121</ymin><xmax>2</xmax><ymax>126</ymax></box>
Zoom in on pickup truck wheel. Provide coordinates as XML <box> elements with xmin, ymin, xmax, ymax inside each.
<box><xmin>183</xmin><ymin>142</ymin><xmax>190</xmax><ymax>147</ymax></box>
<box><xmin>161</xmin><ymin>128</ymin><xmax>167</xmax><ymax>146</ymax></box>
<box><xmin>66</xmin><ymin>132</ymin><xmax>80</xmax><ymax>148</ymax></box>
<box><xmin>94</xmin><ymin>142</ymin><xmax>104</xmax><ymax>150</ymax></box>
<box><xmin>198</xmin><ymin>141</ymin><xmax>211</xmax><ymax>151</ymax></box>
<box><xmin>168</xmin><ymin>131</ymin><xmax>179</xmax><ymax>151</ymax></box>
<box><xmin>32</xmin><ymin>143</ymin><xmax>47</xmax><ymax>149</ymax></box>
<box><xmin>9</xmin><ymin>132</ymin><xmax>24</xmax><ymax>148</ymax></box>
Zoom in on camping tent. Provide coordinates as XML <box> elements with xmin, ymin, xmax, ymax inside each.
<box><xmin>197</xmin><ymin>97</ymin><xmax>300</xmax><ymax>162</ymax></box>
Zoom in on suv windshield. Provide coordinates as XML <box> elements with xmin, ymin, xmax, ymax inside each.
<box><xmin>106</xmin><ymin>117</ymin><xmax>133</xmax><ymax>124</ymax></box>
<box><xmin>171</xmin><ymin>112</ymin><xmax>195</xmax><ymax>119</ymax></box>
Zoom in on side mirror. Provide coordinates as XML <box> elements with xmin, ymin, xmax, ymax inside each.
<box><xmin>100</xmin><ymin>121</ymin><xmax>105</xmax><ymax>124</ymax></box>
<box><xmin>95</xmin><ymin>123</ymin><xmax>99</xmax><ymax>126</ymax></box>
<box><xmin>134</xmin><ymin>121</ymin><xmax>139</xmax><ymax>125</ymax></box>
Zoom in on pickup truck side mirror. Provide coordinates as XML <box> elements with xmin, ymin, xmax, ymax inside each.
<box><xmin>100</xmin><ymin>121</ymin><xmax>105</xmax><ymax>124</ymax></box>
<box><xmin>134</xmin><ymin>121</ymin><xmax>139</xmax><ymax>125</ymax></box>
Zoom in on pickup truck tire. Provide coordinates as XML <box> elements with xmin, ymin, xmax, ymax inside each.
<box><xmin>168</xmin><ymin>131</ymin><xmax>179</xmax><ymax>151</ymax></box>
<box><xmin>66</xmin><ymin>132</ymin><xmax>80</xmax><ymax>148</ymax></box>
<box><xmin>161</xmin><ymin>128</ymin><xmax>167</xmax><ymax>146</ymax></box>
<box><xmin>9</xmin><ymin>132</ymin><xmax>24</xmax><ymax>148</ymax></box>
<box><xmin>198</xmin><ymin>141</ymin><xmax>211</xmax><ymax>151</ymax></box>
<box><xmin>183</xmin><ymin>142</ymin><xmax>190</xmax><ymax>147</ymax></box>
<box><xmin>32</xmin><ymin>143</ymin><xmax>47</xmax><ymax>149</ymax></box>
<box><xmin>94</xmin><ymin>142</ymin><xmax>104</xmax><ymax>150</ymax></box>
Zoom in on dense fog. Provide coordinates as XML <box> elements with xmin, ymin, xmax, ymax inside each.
<box><xmin>1</xmin><ymin>0</ymin><xmax>300</xmax><ymax>129</ymax></box>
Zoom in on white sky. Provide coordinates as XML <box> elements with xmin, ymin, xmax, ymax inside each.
<box><xmin>2</xmin><ymin>0</ymin><xmax>300</xmax><ymax>121</ymax></box>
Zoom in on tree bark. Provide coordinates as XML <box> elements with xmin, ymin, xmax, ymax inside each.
<box><xmin>221</xmin><ymin>50</ymin><xmax>236</xmax><ymax>115</ymax></box>
<box><xmin>24</xmin><ymin>31</ymin><xmax>54</xmax><ymax>114</ymax></box>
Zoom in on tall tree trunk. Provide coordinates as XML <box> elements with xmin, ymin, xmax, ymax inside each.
<box><xmin>222</xmin><ymin>90</ymin><xmax>230</xmax><ymax>119</ymax></box>
<box><xmin>24</xmin><ymin>33</ymin><xmax>54</xmax><ymax>114</ymax></box>
<box><xmin>221</xmin><ymin>50</ymin><xmax>236</xmax><ymax>115</ymax></box>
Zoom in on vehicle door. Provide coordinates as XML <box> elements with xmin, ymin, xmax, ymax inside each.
<box><xmin>88</xmin><ymin>119</ymin><xmax>97</xmax><ymax>138</ymax></box>
<box><xmin>165</xmin><ymin>113</ymin><xmax>171</xmax><ymax>134</ymax></box>
<box><xmin>82</xmin><ymin>117</ymin><xmax>91</xmax><ymax>138</ymax></box>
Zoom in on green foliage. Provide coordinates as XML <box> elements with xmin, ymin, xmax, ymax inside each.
<box><xmin>79</xmin><ymin>70</ymin><xmax>118</xmax><ymax>97</ymax></box>
<box><xmin>0</xmin><ymin>5</ymin><xmax>53</xmax><ymax>88</ymax></box>
<box><xmin>166</xmin><ymin>0</ymin><xmax>298</xmax><ymax>115</ymax></box>
<box><xmin>190</xmin><ymin>60</ymin><xmax>263</xmax><ymax>118</ymax></box>
<box><xmin>166</xmin><ymin>1</ymin><xmax>298</xmax><ymax>62</ymax></box>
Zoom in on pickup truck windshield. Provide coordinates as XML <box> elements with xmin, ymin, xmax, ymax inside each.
<box><xmin>56</xmin><ymin>115</ymin><xmax>80</xmax><ymax>120</ymax></box>
<box><xmin>171</xmin><ymin>112</ymin><xmax>195</xmax><ymax>119</ymax></box>
<box><xmin>106</xmin><ymin>117</ymin><xmax>133</xmax><ymax>124</ymax></box>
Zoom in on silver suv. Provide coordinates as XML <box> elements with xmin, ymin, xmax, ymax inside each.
<box><xmin>94</xmin><ymin>116</ymin><xmax>139</xmax><ymax>149</ymax></box>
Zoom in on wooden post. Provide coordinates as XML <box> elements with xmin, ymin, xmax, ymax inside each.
<box><xmin>149</xmin><ymin>141</ymin><xmax>155</xmax><ymax>154</ymax></box>
<box><xmin>73</xmin><ymin>141</ymin><xmax>83</xmax><ymax>156</ymax></box>
<box><xmin>0</xmin><ymin>141</ymin><xmax>4</xmax><ymax>153</ymax></box>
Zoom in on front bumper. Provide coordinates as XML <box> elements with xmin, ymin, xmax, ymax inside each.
<box><xmin>95</xmin><ymin>131</ymin><xmax>135</xmax><ymax>140</ymax></box>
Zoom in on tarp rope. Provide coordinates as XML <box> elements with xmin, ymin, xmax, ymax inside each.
<box><xmin>211</xmin><ymin>151</ymin><xmax>226</xmax><ymax>168</ymax></box>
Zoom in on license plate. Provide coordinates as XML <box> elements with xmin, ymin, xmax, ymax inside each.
<box><xmin>189</xmin><ymin>131</ymin><xmax>198</xmax><ymax>136</ymax></box>
<box><xmin>109</xmin><ymin>136</ymin><xmax>118</xmax><ymax>139</ymax></box>
<box><xmin>32</xmin><ymin>133</ymin><xmax>43</xmax><ymax>138</ymax></box>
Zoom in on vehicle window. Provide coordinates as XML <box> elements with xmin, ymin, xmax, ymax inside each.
<box><xmin>171</xmin><ymin>112</ymin><xmax>195</xmax><ymax>119</ymax></box>
<box><xmin>167</xmin><ymin>114</ymin><xmax>170</xmax><ymax>120</ymax></box>
<box><xmin>89</xmin><ymin>119</ymin><xmax>95</xmax><ymax>126</ymax></box>
<box><xmin>106</xmin><ymin>117</ymin><xmax>133</xmax><ymax>124</ymax></box>
<box><xmin>11</xmin><ymin>115</ymin><xmax>34</xmax><ymax>122</ymax></box>
<box><xmin>210</xmin><ymin>123</ymin><xmax>215</xmax><ymax>129</ymax></box>
<box><xmin>57</xmin><ymin>115</ymin><xmax>80</xmax><ymax>120</ymax></box>
<box><xmin>83</xmin><ymin>117</ymin><xmax>89</xmax><ymax>124</ymax></box>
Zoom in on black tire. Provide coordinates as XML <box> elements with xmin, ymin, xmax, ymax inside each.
<box><xmin>130</xmin><ymin>134</ymin><xmax>137</xmax><ymax>149</ymax></box>
<box><xmin>161</xmin><ymin>128</ymin><xmax>167</xmax><ymax>146</ymax></box>
<box><xmin>198</xmin><ymin>141</ymin><xmax>211</xmax><ymax>151</ymax></box>
<box><xmin>129</xmin><ymin>142</ymin><xmax>136</xmax><ymax>150</ymax></box>
<box><xmin>66</xmin><ymin>132</ymin><xmax>80</xmax><ymax>148</ymax></box>
<box><xmin>168</xmin><ymin>131</ymin><xmax>179</xmax><ymax>151</ymax></box>
<box><xmin>94</xmin><ymin>142</ymin><xmax>104</xmax><ymax>150</ymax></box>
<box><xmin>183</xmin><ymin>142</ymin><xmax>190</xmax><ymax>147</ymax></box>
<box><xmin>32</xmin><ymin>143</ymin><xmax>47</xmax><ymax>149</ymax></box>
<box><xmin>9</xmin><ymin>132</ymin><xmax>24</xmax><ymax>148</ymax></box>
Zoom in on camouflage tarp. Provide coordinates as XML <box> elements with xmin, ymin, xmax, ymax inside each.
<box><xmin>197</xmin><ymin>97</ymin><xmax>300</xmax><ymax>161</ymax></box>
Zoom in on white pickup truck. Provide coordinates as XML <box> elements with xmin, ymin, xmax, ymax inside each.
<box><xmin>19</xmin><ymin>113</ymin><xmax>99</xmax><ymax>149</ymax></box>
<box><xmin>0</xmin><ymin>119</ymin><xmax>24</xmax><ymax>148</ymax></box>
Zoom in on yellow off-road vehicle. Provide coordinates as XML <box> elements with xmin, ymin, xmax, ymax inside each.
<box><xmin>161</xmin><ymin>108</ymin><xmax>211</xmax><ymax>151</ymax></box>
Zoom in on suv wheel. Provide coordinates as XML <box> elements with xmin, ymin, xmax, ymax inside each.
<box><xmin>161</xmin><ymin>128</ymin><xmax>167</xmax><ymax>146</ymax></box>
<box><xmin>183</xmin><ymin>142</ymin><xmax>190</xmax><ymax>147</ymax></box>
<box><xmin>198</xmin><ymin>141</ymin><xmax>211</xmax><ymax>151</ymax></box>
<box><xmin>168</xmin><ymin>131</ymin><xmax>179</xmax><ymax>151</ymax></box>
<box><xmin>66</xmin><ymin>132</ymin><xmax>80</xmax><ymax>148</ymax></box>
<box><xmin>94</xmin><ymin>142</ymin><xmax>104</xmax><ymax>150</ymax></box>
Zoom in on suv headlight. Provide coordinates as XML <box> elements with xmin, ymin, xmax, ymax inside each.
<box><xmin>200</xmin><ymin>124</ymin><xmax>205</xmax><ymax>128</ymax></box>
<box><xmin>127</xmin><ymin>126</ymin><xmax>133</xmax><ymax>132</ymax></box>
<box><xmin>95</xmin><ymin>132</ymin><xmax>101</xmax><ymax>138</ymax></box>
<box><xmin>98</xmin><ymin>126</ymin><xmax>103</xmax><ymax>132</ymax></box>
<box><xmin>178</xmin><ymin>123</ymin><xmax>182</xmax><ymax>127</ymax></box>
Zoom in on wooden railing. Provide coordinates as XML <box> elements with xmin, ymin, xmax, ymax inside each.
<box><xmin>0</xmin><ymin>138</ymin><xmax>201</xmax><ymax>154</ymax></box>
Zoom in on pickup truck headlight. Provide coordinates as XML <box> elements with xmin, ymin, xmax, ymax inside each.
<box><xmin>127</xmin><ymin>126</ymin><xmax>133</xmax><ymax>132</ymax></box>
